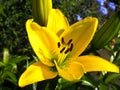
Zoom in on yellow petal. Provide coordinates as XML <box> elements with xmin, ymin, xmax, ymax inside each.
<box><xmin>54</xmin><ymin>60</ymin><xmax>84</xmax><ymax>82</ymax></box>
<box><xmin>18</xmin><ymin>62</ymin><xmax>57</xmax><ymax>87</ymax></box>
<box><xmin>61</xmin><ymin>17</ymin><xmax>98</xmax><ymax>57</ymax></box>
<box><xmin>47</xmin><ymin>9</ymin><xmax>69</xmax><ymax>36</ymax></box>
<box><xmin>76</xmin><ymin>55</ymin><xmax>119</xmax><ymax>73</ymax></box>
<box><xmin>26</xmin><ymin>19</ymin><xmax>59</xmax><ymax>66</ymax></box>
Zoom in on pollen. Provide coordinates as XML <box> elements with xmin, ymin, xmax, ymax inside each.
<box><xmin>60</xmin><ymin>47</ymin><xmax>65</xmax><ymax>53</ymax></box>
<box><xmin>67</xmin><ymin>39</ymin><xmax>72</xmax><ymax>45</ymax></box>
<box><xmin>69</xmin><ymin>44</ymin><xmax>73</xmax><ymax>51</ymax></box>
<box><xmin>58</xmin><ymin>37</ymin><xmax>73</xmax><ymax>54</ymax></box>
<box><xmin>61</xmin><ymin>37</ymin><xmax>66</xmax><ymax>44</ymax></box>
<box><xmin>64</xmin><ymin>48</ymin><xmax>70</xmax><ymax>54</ymax></box>
<box><xmin>57</xmin><ymin>42</ymin><xmax>61</xmax><ymax>48</ymax></box>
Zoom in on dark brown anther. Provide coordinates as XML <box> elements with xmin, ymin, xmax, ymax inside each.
<box><xmin>64</xmin><ymin>48</ymin><xmax>70</xmax><ymax>54</ymax></box>
<box><xmin>61</xmin><ymin>37</ymin><xmax>65</xmax><ymax>44</ymax></box>
<box><xmin>69</xmin><ymin>44</ymin><xmax>73</xmax><ymax>51</ymax></box>
<box><xmin>57</xmin><ymin>42</ymin><xmax>61</xmax><ymax>48</ymax></box>
<box><xmin>60</xmin><ymin>47</ymin><xmax>65</xmax><ymax>53</ymax></box>
<box><xmin>67</xmin><ymin>39</ymin><xmax>72</xmax><ymax>45</ymax></box>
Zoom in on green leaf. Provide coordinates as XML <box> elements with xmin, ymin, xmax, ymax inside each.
<box><xmin>0</xmin><ymin>61</ymin><xmax>5</xmax><ymax>67</ymax></box>
<box><xmin>61</xmin><ymin>84</ymin><xmax>76</xmax><ymax>90</ymax></box>
<box><xmin>32</xmin><ymin>55</ymin><xmax>39</xmax><ymax>62</ymax></box>
<box><xmin>99</xmin><ymin>83</ymin><xmax>107</xmax><ymax>90</ymax></box>
<box><xmin>0</xmin><ymin>5</ymin><xmax>6</xmax><ymax>17</ymax></box>
<box><xmin>108</xmin><ymin>85</ymin><xmax>118</xmax><ymax>90</ymax></box>
<box><xmin>114</xmin><ymin>51</ymin><xmax>120</xmax><ymax>65</ymax></box>
<box><xmin>109</xmin><ymin>83</ymin><xmax>120</xmax><ymax>90</ymax></box>
<box><xmin>4</xmin><ymin>71</ymin><xmax>17</xmax><ymax>85</ymax></box>
<box><xmin>105</xmin><ymin>73</ymin><xmax>120</xmax><ymax>83</ymax></box>
<box><xmin>5</xmin><ymin>77</ymin><xmax>17</xmax><ymax>85</ymax></box>
<box><xmin>57</xmin><ymin>78</ymin><xmax>75</xmax><ymax>89</ymax></box>
<box><xmin>8</xmin><ymin>55</ymin><xmax>29</xmax><ymax>64</ymax></box>
<box><xmin>81</xmin><ymin>74</ymin><xmax>98</xmax><ymax>88</ymax></box>
<box><xmin>3</xmin><ymin>48</ymin><xmax>9</xmax><ymax>64</ymax></box>
<box><xmin>92</xmin><ymin>12</ymin><xmax>120</xmax><ymax>49</ymax></box>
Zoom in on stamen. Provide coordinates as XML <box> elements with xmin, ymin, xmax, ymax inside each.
<box><xmin>67</xmin><ymin>39</ymin><xmax>72</xmax><ymax>45</ymax></box>
<box><xmin>59</xmin><ymin>37</ymin><xmax>73</xmax><ymax>54</ymax></box>
<box><xmin>61</xmin><ymin>37</ymin><xmax>65</xmax><ymax>44</ymax></box>
<box><xmin>65</xmin><ymin>48</ymin><xmax>70</xmax><ymax>54</ymax></box>
<box><xmin>60</xmin><ymin>47</ymin><xmax>65</xmax><ymax>53</ymax></box>
<box><xmin>57</xmin><ymin>42</ymin><xmax>61</xmax><ymax>48</ymax></box>
<box><xmin>69</xmin><ymin>44</ymin><xmax>73</xmax><ymax>51</ymax></box>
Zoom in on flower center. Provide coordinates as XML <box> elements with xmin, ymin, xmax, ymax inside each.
<box><xmin>57</xmin><ymin>37</ymin><xmax>74</xmax><ymax>65</ymax></box>
<box><xmin>57</xmin><ymin>37</ymin><xmax>73</xmax><ymax>54</ymax></box>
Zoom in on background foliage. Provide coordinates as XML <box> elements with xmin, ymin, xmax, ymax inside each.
<box><xmin>0</xmin><ymin>0</ymin><xmax>120</xmax><ymax>90</ymax></box>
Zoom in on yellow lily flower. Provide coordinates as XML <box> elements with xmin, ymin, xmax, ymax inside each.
<box><xmin>18</xmin><ymin>9</ymin><xmax>119</xmax><ymax>87</ymax></box>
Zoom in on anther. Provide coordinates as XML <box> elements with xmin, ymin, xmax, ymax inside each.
<box><xmin>67</xmin><ymin>39</ymin><xmax>72</xmax><ymax>45</ymax></box>
<box><xmin>61</xmin><ymin>37</ymin><xmax>65</xmax><ymax>44</ymax></box>
<box><xmin>69</xmin><ymin>44</ymin><xmax>73</xmax><ymax>51</ymax></box>
<box><xmin>60</xmin><ymin>47</ymin><xmax>65</xmax><ymax>53</ymax></box>
<box><xmin>65</xmin><ymin>48</ymin><xmax>70</xmax><ymax>54</ymax></box>
<box><xmin>57</xmin><ymin>42</ymin><xmax>61</xmax><ymax>48</ymax></box>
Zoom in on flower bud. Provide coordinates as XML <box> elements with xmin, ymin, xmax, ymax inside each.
<box><xmin>32</xmin><ymin>0</ymin><xmax>52</xmax><ymax>26</ymax></box>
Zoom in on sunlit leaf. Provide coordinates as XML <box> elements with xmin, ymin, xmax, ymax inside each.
<box><xmin>0</xmin><ymin>61</ymin><xmax>5</xmax><ymax>67</ymax></box>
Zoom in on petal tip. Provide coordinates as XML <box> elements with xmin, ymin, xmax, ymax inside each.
<box><xmin>93</xmin><ymin>17</ymin><xmax>98</xmax><ymax>24</ymax></box>
<box><xmin>18</xmin><ymin>76</ymin><xmax>25</xmax><ymax>87</ymax></box>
